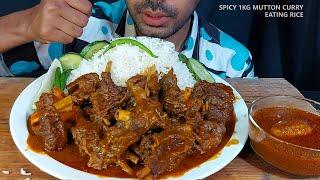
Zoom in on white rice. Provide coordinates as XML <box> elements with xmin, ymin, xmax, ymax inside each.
<box><xmin>67</xmin><ymin>37</ymin><xmax>196</xmax><ymax>89</ymax></box>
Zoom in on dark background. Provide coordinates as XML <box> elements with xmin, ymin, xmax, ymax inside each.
<box><xmin>196</xmin><ymin>0</ymin><xmax>320</xmax><ymax>100</ymax></box>
<box><xmin>1</xmin><ymin>0</ymin><xmax>319</xmax><ymax>99</ymax></box>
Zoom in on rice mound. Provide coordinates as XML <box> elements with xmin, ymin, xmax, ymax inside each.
<box><xmin>67</xmin><ymin>37</ymin><xmax>196</xmax><ymax>89</ymax></box>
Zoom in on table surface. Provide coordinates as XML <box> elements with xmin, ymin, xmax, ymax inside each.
<box><xmin>0</xmin><ymin>77</ymin><xmax>311</xmax><ymax>180</ymax></box>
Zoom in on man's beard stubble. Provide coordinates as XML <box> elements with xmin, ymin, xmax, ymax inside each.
<box><xmin>128</xmin><ymin>0</ymin><xmax>192</xmax><ymax>39</ymax></box>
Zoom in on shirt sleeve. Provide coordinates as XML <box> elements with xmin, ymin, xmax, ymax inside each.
<box><xmin>241</xmin><ymin>54</ymin><xmax>254</xmax><ymax>78</ymax></box>
<box><xmin>197</xmin><ymin>17</ymin><xmax>255</xmax><ymax>78</ymax></box>
<box><xmin>0</xmin><ymin>53</ymin><xmax>13</xmax><ymax>76</ymax></box>
<box><xmin>218</xmin><ymin>31</ymin><xmax>255</xmax><ymax>78</ymax></box>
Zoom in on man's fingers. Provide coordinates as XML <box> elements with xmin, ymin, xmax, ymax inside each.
<box><xmin>56</xmin><ymin>17</ymin><xmax>83</xmax><ymax>38</ymax></box>
<box><xmin>65</xmin><ymin>0</ymin><xmax>92</xmax><ymax>15</ymax></box>
<box><xmin>38</xmin><ymin>38</ymin><xmax>51</xmax><ymax>44</ymax></box>
<box><xmin>48</xmin><ymin>29</ymin><xmax>74</xmax><ymax>44</ymax></box>
<box><xmin>60</xmin><ymin>5</ymin><xmax>89</xmax><ymax>27</ymax></box>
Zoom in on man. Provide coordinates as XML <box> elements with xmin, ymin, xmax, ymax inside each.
<box><xmin>0</xmin><ymin>0</ymin><xmax>254</xmax><ymax>78</ymax></box>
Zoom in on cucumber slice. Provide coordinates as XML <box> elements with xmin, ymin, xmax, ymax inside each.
<box><xmin>80</xmin><ymin>40</ymin><xmax>109</xmax><ymax>59</ymax></box>
<box><xmin>178</xmin><ymin>53</ymin><xmax>188</xmax><ymax>64</ymax></box>
<box><xmin>59</xmin><ymin>52</ymin><xmax>83</xmax><ymax>70</ymax></box>
<box><xmin>186</xmin><ymin>58</ymin><xmax>215</xmax><ymax>83</ymax></box>
<box><xmin>178</xmin><ymin>53</ymin><xmax>215</xmax><ymax>83</ymax></box>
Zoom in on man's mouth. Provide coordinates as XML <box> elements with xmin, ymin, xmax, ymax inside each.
<box><xmin>142</xmin><ymin>10</ymin><xmax>170</xmax><ymax>27</ymax></box>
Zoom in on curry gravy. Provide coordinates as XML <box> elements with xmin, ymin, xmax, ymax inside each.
<box><xmin>253</xmin><ymin>107</ymin><xmax>320</xmax><ymax>149</ymax></box>
<box><xmin>27</xmin><ymin>114</ymin><xmax>235</xmax><ymax>178</ymax></box>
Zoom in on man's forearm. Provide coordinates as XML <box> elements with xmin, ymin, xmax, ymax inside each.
<box><xmin>0</xmin><ymin>8</ymin><xmax>33</xmax><ymax>53</ymax></box>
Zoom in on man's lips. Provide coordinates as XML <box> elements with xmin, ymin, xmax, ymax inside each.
<box><xmin>142</xmin><ymin>10</ymin><xmax>170</xmax><ymax>26</ymax></box>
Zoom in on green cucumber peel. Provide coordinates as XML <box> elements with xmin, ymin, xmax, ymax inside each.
<box><xmin>59</xmin><ymin>52</ymin><xmax>83</xmax><ymax>70</ymax></box>
<box><xmin>80</xmin><ymin>41</ymin><xmax>109</xmax><ymax>59</ymax></box>
<box><xmin>178</xmin><ymin>53</ymin><xmax>215</xmax><ymax>83</ymax></box>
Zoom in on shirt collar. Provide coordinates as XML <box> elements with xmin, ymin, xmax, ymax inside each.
<box><xmin>180</xmin><ymin>11</ymin><xmax>199</xmax><ymax>58</ymax></box>
<box><xmin>124</xmin><ymin>11</ymin><xmax>137</xmax><ymax>37</ymax></box>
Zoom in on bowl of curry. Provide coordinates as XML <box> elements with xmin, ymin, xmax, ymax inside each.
<box><xmin>249</xmin><ymin>95</ymin><xmax>320</xmax><ymax>176</ymax></box>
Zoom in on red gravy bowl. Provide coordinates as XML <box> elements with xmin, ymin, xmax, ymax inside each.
<box><xmin>249</xmin><ymin>96</ymin><xmax>320</xmax><ymax>176</ymax></box>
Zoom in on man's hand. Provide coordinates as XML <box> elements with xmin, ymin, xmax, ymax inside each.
<box><xmin>0</xmin><ymin>0</ymin><xmax>92</xmax><ymax>52</ymax></box>
<box><xmin>26</xmin><ymin>0</ymin><xmax>92</xmax><ymax>44</ymax></box>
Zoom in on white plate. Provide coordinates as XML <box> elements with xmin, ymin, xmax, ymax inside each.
<box><xmin>10</xmin><ymin>74</ymin><xmax>248</xmax><ymax>180</ymax></box>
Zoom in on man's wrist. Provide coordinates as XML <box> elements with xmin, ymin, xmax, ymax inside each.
<box><xmin>14</xmin><ymin>8</ymin><xmax>35</xmax><ymax>43</ymax></box>
<box><xmin>0</xmin><ymin>8</ymin><xmax>35</xmax><ymax>52</ymax></box>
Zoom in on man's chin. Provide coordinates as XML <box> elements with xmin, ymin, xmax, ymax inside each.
<box><xmin>136</xmin><ymin>24</ymin><xmax>174</xmax><ymax>39</ymax></box>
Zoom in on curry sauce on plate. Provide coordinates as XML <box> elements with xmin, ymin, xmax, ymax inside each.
<box><xmin>27</xmin><ymin>117</ymin><xmax>235</xmax><ymax>178</ymax></box>
<box><xmin>27</xmin><ymin>69</ymin><xmax>236</xmax><ymax>179</ymax></box>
